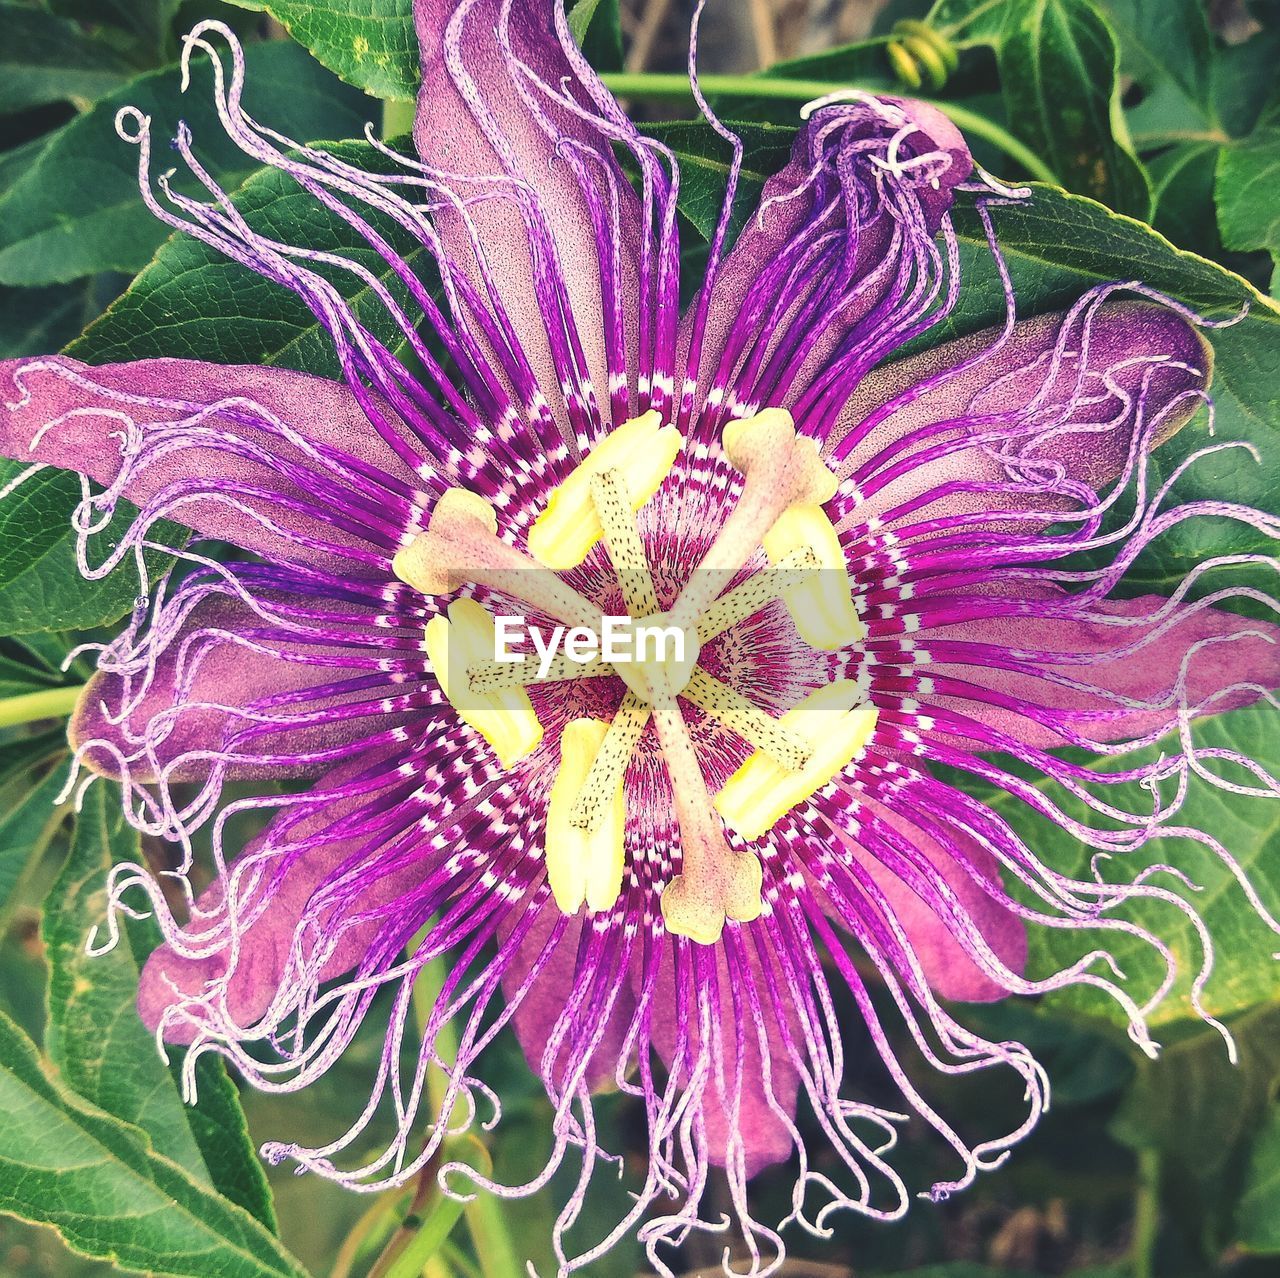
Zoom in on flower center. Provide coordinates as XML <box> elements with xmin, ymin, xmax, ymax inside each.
<box><xmin>394</xmin><ymin>410</ymin><xmax>878</xmax><ymax>944</ymax></box>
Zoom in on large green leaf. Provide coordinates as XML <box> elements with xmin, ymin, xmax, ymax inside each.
<box><xmin>0</xmin><ymin>761</ymin><xmax>68</xmax><ymax>917</ymax></box>
<box><xmin>992</xmin><ymin>702</ymin><xmax>1280</xmax><ymax>1027</ymax></box>
<box><xmin>0</xmin><ymin>41</ymin><xmax>372</xmax><ymax>287</ymax></box>
<box><xmin>0</xmin><ymin>1011</ymin><xmax>306</xmax><ymax>1278</ymax></box>
<box><xmin>43</xmin><ymin>785</ymin><xmax>276</xmax><ymax>1230</ymax></box>
<box><xmin>1111</xmin><ymin>1006</ymin><xmax>1280</xmax><ymax>1259</ymax></box>
<box><xmin>998</xmin><ymin>0</ymin><xmax>1150</xmax><ymax>217</ymax></box>
<box><xmin>1216</xmin><ymin>119</ymin><xmax>1280</xmax><ymax>287</ymax></box>
<box><xmin>0</xmin><ymin>460</ymin><xmax>181</xmax><ymax>635</ymax></box>
<box><xmin>0</xmin><ymin>2</ymin><xmax>136</xmax><ymax>113</ymax></box>
<box><xmin>224</xmin><ymin>0</ymin><xmax>418</xmax><ymax>100</ymax></box>
<box><xmin>1237</xmin><ymin>1101</ymin><xmax>1280</xmax><ymax>1253</ymax></box>
<box><xmin>69</xmin><ymin>137</ymin><xmax>428</xmax><ymax>379</ymax></box>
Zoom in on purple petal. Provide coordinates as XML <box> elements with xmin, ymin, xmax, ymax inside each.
<box><xmin>830</xmin><ymin>299</ymin><xmax>1210</xmax><ymax>523</ymax></box>
<box><xmin>678</xmin><ymin>95</ymin><xmax>973</xmax><ymax>436</ymax></box>
<box><xmin>0</xmin><ymin>356</ymin><xmax>419</xmax><ymax>571</ymax></box>
<box><xmin>71</xmin><ymin>592</ymin><xmax>418</xmax><ymax>782</ymax></box>
<box><xmin>138</xmin><ymin>748</ymin><xmax>423</xmax><ymax>1043</ymax></box>
<box><xmin>837</xmin><ymin>798</ymin><xmax>1027</xmax><ymax>1003</ymax></box>
<box><xmin>928</xmin><ymin>593</ymin><xmax>1280</xmax><ymax>748</ymax></box>
<box><xmin>413</xmin><ymin>0</ymin><xmax>643</xmax><ymax>427</ymax></box>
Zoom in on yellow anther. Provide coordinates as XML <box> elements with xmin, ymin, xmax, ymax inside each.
<box><xmin>545</xmin><ymin>718</ymin><xmax>627</xmax><ymax>915</ymax></box>
<box><xmin>527</xmin><ymin>411</ymin><xmax>683</xmax><ymax>570</ymax></box>
<box><xmin>614</xmin><ymin>612</ymin><xmax>701</xmax><ymax>702</ymax></box>
<box><xmin>763</xmin><ymin>504</ymin><xmax>865</xmax><ymax>651</ymax></box>
<box><xmin>715</xmin><ymin>682</ymin><xmax>878</xmax><ymax>841</ymax></box>
<box><xmin>424</xmin><ymin>599</ymin><xmax>543</xmax><ymax>769</ymax></box>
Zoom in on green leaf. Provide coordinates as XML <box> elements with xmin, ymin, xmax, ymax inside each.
<box><xmin>0</xmin><ymin>461</ymin><xmax>181</xmax><ymax>635</ymax></box>
<box><xmin>1111</xmin><ymin>1006</ymin><xmax>1280</xmax><ymax>1255</ymax></box>
<box><xmin>224</xmin><ymin>0</ymin><xmax>418</xmax><ymax>100</ymax></box>
<box><xmin>0</xmin><ymin>2</ymin><xmax>136</xmax><ymax>112</ymax></box>
<box><xmin>0</xmin><ymin>1010</ymin><xmax>307</xmax><ymax>1278</ymax></box>
<box><xmin>0</xmin><ymin>41</ymin><xmax>372</xmax><ymax>287</ymax></box>
<box><xmin>569</xmin><ymin>0</ymin><xmax>622</xmax><ymax>72</ymax></box>
<box><xmin>1237</xmin><ymin>1101</ymin><xmax>1280</xmax><ymax>1252</ymax></box>
<box><xmin>1148</xmin><ymin>141</ymin><xmax>1222</xmax><ymax>257</ymax></box>
<box><xmin>998</xmin><ymin>0</ymin><xmax>1151</xmax><ymax>217</ymax></box>
<box><xmin>47</xmin><ymin>0</ymin><xmax>185</xmax><ymax>60</ymax></box>
<box><xmin>1093</xmin><ymin>0</ymin><xmax>1212</xmax><ymax>117</ymax></box>
<box><xmin>69</xmin><ymin>137</ymin><xmax>429</xmax><ymax>379</ymax></box>
<box><xmin>43</xmin><ymin>785</ymin><xmax>277</xmax><ymax>1230</ymax></box>
<box><xmin>1216</xmin><ymin>119</ymin><xmax>1280</xmax><ymax>277</ymax></box>
<box><xmin>992</xmin><ymin>702</ymin><xmax>1280</xmax><ymax>1027</ymax></box>
<box><xmin>0</xmin><ymin>762</ymin><xmax>69</xmax><ymax>917</ymax></box>
<box><xmin>927</xmin><ymin>0</ymin><xmax>1012</xmax><ymax>44</ymax></box>
<box><xmin>0</xmin><ymin>284</ymin><xmax>94</xmax><ymax>358</ymax></box>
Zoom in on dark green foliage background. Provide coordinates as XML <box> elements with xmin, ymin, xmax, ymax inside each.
<box><xmin>0</xmin><ymin>1</ymin><xmax>1278</xmax><ymax>1276</ymax></box>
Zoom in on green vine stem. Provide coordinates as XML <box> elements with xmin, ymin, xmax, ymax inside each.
<box><xmin>0</xmin><ymin>684</ymin><xmax>85</xmax><ymax>730</ymax></box>
<box><xmin>597</xmin><ymin>71</ymin><xmax>1059</xmax><ymax>185</ymax></box>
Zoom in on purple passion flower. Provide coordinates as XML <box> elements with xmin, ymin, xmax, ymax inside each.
<box><xmin>3</xmin><ymin>2</ymin><xmax>1278</xmax><ymax>1272</ymax></box>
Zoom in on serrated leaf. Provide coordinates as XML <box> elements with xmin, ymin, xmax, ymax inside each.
<box><xmin>0</xmin><ymin>41</ymin><xmax>372</xmax><ymax>287</ymax></box>
<box><xmin>569</xmin><ymin>0</ymin><xmax>622</xmax><ymax>72</ymax></box>
<box><xmin>69</xmin><ymin>138</ymin><xmax>429</xmax><ymax>378</ymax></box>
<box><xmin>224</xmin><ymin>0</ymin><xmax>418</xmax><ymax>100</ymax></box>
<box><xmin>1237</xmin><ymin>1101</ymin><xmax>1280</xmax><ymax>1253</ymax></box>
<box><xmin>0</xmin><ymin>2</ymin><xmax>136</xmax><ymax>113</ymax></box>
<box><xmin>1216</xmin><ymin>120</ymin><xmax>1280</xmax><ymax>275</ymax></box>
<box><xmin>43</xmin><ymin>785</ymin><xmax>276</xmax><ymax>1230</ymax></box>
<box><xmin>0</xmin><ymin>1011</ymin><xmax>307</xmax><ymax>1278</ymax></box>
<box><xmin>0</xmin><ymin>461</ymin><xmax>181</xmax><ymax>635</ymax></box>
<box><xmin>991</xmin><ymin>702</ymin><xmax>1280</xmax><ymax>1027</ymax></box>
<box><xmin>998</xmin><ymin>0</ymin><xmax>1150</xmax><ymax>217</ymax></box>
<box><xmin>0</xmin><ymin>761</ymin><xmax>69</xmax><ymax>916</ymax></box>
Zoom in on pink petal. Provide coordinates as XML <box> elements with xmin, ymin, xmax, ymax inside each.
<box><xmin>0</xmin><ymin>356</ymin><xmax>416</xmax><ymax>570</ymax></box>
<box><xmin>835</xmin><ymin>792</ymin><xmax>1028</xmax><ymax>1003</ymax></box>
<box><xmin>831</xmin><ymin>300</ymin><xmax>1210</xmax><ymax>522</ymax></box>
<box><xmin>413</xmin><ymin>0</ymin><xmax>640</xmax><ymax>420</ymax></box>
<box><xmin>71</xmin><ymin>593</ymin><xmax>413</xmax><ymax>782</ymax></box>
<box><xmin>926</xmin><ymin>592</ymin><xmax>1280</xmax><ymax>748</ymax></box>
<box><xmin>138</xmin><ymin>749</ymin><xmax>419</xmax><ymax>1043</ymax></box>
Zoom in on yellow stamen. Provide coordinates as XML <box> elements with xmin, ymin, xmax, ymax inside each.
<box><xmin>546</xmin><ymin>718</ymin><xmax>627</xmax><ymax>914</ymax></box>
<box><xmin>763</xmin><ymin>504</ymin><xmax>865</xmax><ymax>650</ymax></box>
<box><xmin>651</xmin><ymin>675</ymin><xmax>763</xmax><ymax>944</ymax></box>
<box><xmin>681</xmin><ymin>669</ymin><xmax>810</xmax><ymax>771</ymax></box>
<box><xmin>527</xmin><ymin>412</ymin><xmax>683</xmax><ymax>570</ymax></box>
<box><xmin>423</xmin><ymin>599</ymin><xmax>543</xmax><ymax>769</ymax></box>
<box><xmin>569</xmin><ymin>690</ymin><xmax>649</xmax><ymax>833</ymax></box>
<box><xmin>696</xmin><ymin>545</ymin><xmax>820</xmax><ymax>643</ymax></box>
<box><xmin>715</xmin><ymin>683</ymin><xmax>878</xmax><ymax>841</ymax></box>
<box><xmin>395</xmin><ymin>487</ymin><xmax>601</xmax><ymax>630</ymax></box>
<box><xmin>673</xmin><ymin>408</ymin><xmax>838</xmax><ymax>625</ymax></box>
